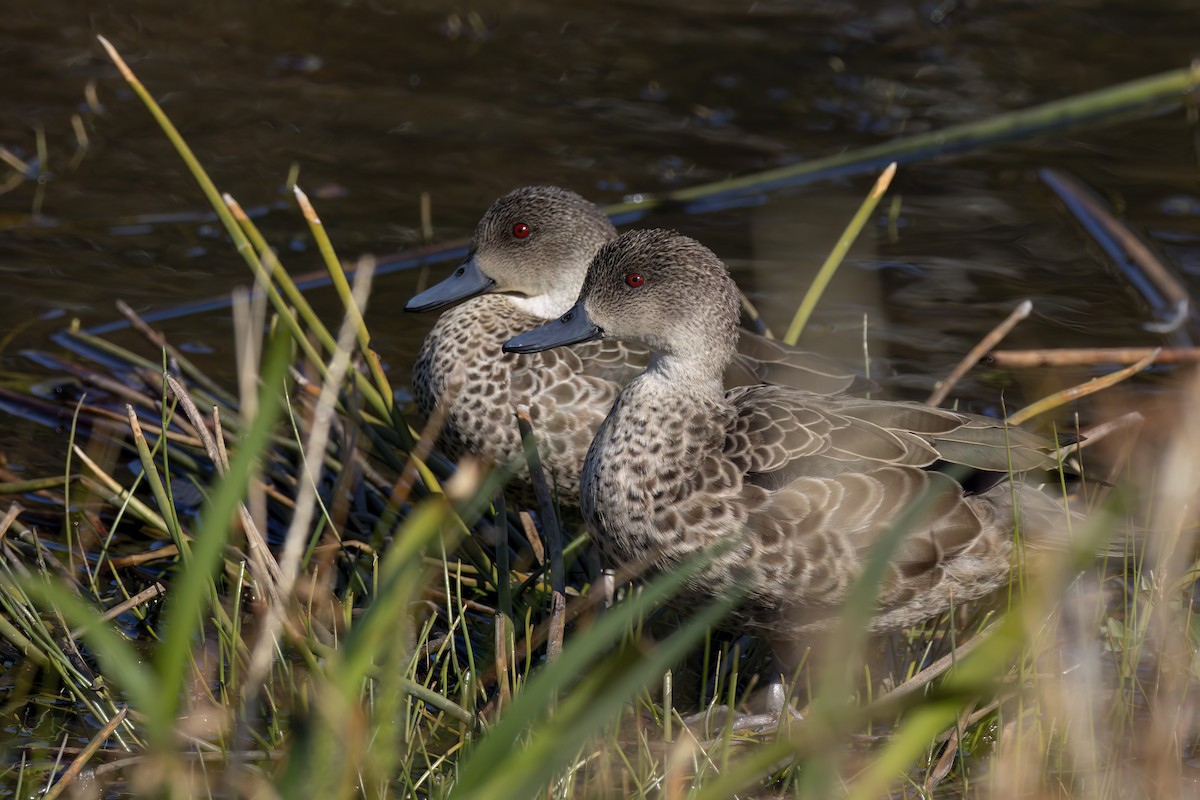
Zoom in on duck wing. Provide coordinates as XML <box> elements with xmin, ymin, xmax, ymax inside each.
<box><xmin>746</xmin><ymin>464</ymin><xmax>1014</xmax><ymax>633</ymax></box>
<box><xmin>832</xmin><ymin>399</ymin><xmax>1062</xmax><ymax>473</ymax></box>
<box><xmin>572</xmin><ymin>331</ymin><xmax>857</xmax><ymax>395</ymax></box>
<box><xmin>726</xmin><ymin>387</ymin><xmax>1061</xmax><ymax>490</ymax></box>
<box><xmin>725</xmin><ymin>390</ymin><xmax>1070</xmax><ymax>632</ymax></box>
<box><xmin>727</xmin><ymin>331</ymin><xmax>856</xmax><ymax>394</ymax></box>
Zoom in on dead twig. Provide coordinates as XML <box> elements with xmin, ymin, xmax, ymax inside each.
<box><xmin>165</xmin><ymin>372</ymin><xmax>284</xmax><ymax>596</ymax></box>
<box><xmin>1008</xmin><ymin>349</ymin><xmax>1159</xmax><ymax>426</ymax></box>
<box><xmin>924</xmin><ymin>699</ymin><xmax>978</xmax><ymax>792</ymax></box>
<box><xmin>70</xmin><ymin>583</ymin><xmax>166</xmax><ymax>638</ymax></box>
<box><xmin>987</xmin><ymin>346</ymin><xmax>1200</xmax><ymax>368</ymax></box>
<box><xmin>928</xmin><ymin>299</ymin><xmax>1032</xmax><ymax>406</ymax></box>
<box><xmin>874</xmin><ymin>623</ymin><xmax>995</xmax><ymax>705</ymax></box>
<box><xmin>43</xmin><ymin>707</ymin><xmax>128</xmax><ymax>800</ymax></box>
<box><xmin>1060</xmin><ymin>411</ymin><xmax>1145</xmax><ymax>456</ymax></box>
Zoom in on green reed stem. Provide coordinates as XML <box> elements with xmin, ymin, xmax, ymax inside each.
<box><xmin>605</xmin><ymin>63</ymin><xmax>1200</xmax><ymax>217</ymax></box>
<box><xmin>96</xmin><ymin>36</ymin><xmax>393</xmax><ymax>427</ymax></box>
<box><xmin>293</xmin><ymin>188</ymin><xmax>395</xmax><ymax>409</ymax></box>
<box><xmin>783</xmin><ymin>163</ymin><xmax>895</xmax><ymax>345</ymax></box>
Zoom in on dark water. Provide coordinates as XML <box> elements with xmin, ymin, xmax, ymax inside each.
<box><xmin>2</xmin><ymin>0</ymin><xmax>1199</xmax><ymax>473</ymax></box>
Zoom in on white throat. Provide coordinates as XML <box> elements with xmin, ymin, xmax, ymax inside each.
<box><xmin>507</xmin><ymin>292</ymin><xmax>576</xmax><ymax>321</ymax></box>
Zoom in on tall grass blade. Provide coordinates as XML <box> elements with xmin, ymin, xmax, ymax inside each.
<box><xmin>149</xmin><ymin>326</ymin><xmax>291</xmax><ymax>745</ymax></box>
<box><xmin>783</xmin><ymin>163</ymin><xmax>895</xmax><ymax>345</ymax></box>
<box><xmin>451</xmin><ymin>547</ymin><xmax>736</xmax><ymax>799</ymax></box>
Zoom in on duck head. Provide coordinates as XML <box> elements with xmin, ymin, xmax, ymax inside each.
<box><xmin>504</xmin><ymin>229</ymin><xmax>740</xmax><ymax>371</ymax></box>
<box><xmin>404</xmin><ymin>185</ymin><xmax>617</xmax><ymax>318</ymax></box>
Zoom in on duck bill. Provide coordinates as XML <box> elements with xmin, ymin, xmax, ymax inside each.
<box><xmin>503</xmin><ymin>303</ymin><xmax>603</xmax><ymax>353</ymax></box>
<box><xmin>404</xmin><ymin>255</ymin><xmax>496</xmax><ymax>312</ymax></box>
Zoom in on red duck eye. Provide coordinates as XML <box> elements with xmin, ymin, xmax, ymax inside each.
<box><xmin>512</xmin><ymin>222</ymin><xmax>530</xmax><ymax>239</ymax></box>
<box><xmin>625</xmin><ymin>273</ymin><xmax>645</xmax><ymax>288</ymax></box>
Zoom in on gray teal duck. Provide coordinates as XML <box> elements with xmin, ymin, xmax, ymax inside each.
<box><xmin>504</xmin><ymin>228</ymin><xmax>1074</xmax><ymax>638</ymax></box>
<box><xmin>405</xmin><ymin>186</ymin><xmax>855</xmax><ymax>503</ymax></box>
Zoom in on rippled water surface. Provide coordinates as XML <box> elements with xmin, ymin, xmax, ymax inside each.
<box><xmin>2</xmin><ymin>0</ymin><xmax>1199</xmax><ymax>471</ymax></box>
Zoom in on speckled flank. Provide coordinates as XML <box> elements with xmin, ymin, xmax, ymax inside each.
<box><xmin>574</xmin><ymin>229</ymin><xmax>1071</xmax><ymax>638</ymax></box>
<box><xmin>409</xmin><ymin>186</ymin><xmax>858</xmax><ymax>503</ymax></box>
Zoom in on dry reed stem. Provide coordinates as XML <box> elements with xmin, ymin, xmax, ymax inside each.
<box><xmin>59</xmin><ymin>362</ymin><xmax>161</xmax><ymax>414</ymax></box>
<box><xmin>223</xmin><ymin>193</ymin><xmax>327</xmax><ymax>353</ymax></box>
<box><xmin>473</xmin><ymin>564</ymin><xmax>614</xmax><ymax>693</ymax></box>
<box><xmin>73</xmin><ymin>448</ymin><xmax>172</xmax><ymax>535</ymax></box>
<box><xmin>738</xmin><ymin>292</ymin><xmax>774</xmax><ymax>339</ymax></box>
<box><xmin>1007</xmin><ymin>348</ymin><xmax>1159</xmax><ymax>426</ymax></box>
<box><xmin>390</xmin><ymin>369</ymin><xmax>458</xmax><ymax>510</ymax></box>
<box><xmin>494</xmin><ymin>611</ymin><xmax>511</xmax><ymax>711</ymax></box>
<box><xmin>1061</xmin><ymin>411</ymin><xmax>1145</xmax><ymax>456</ymax></box>
<box><xmin>924</xmin><ymin>699</ymin><xmax>977</xmax><ymax>791</ymax></box>
<box><xmin>934</xmin><ymin>696</ymin><xmax>1003</xmax><ymax>745</ymax></box>
<box><xmin>78</xmin><ymin>405</ymin><xmax>205</xmax><ymax>449</ymax></box>
<box><xmin>927</xmin><ymin>299</ymin><xmax>1032</xmax><ymax>406</ymax></box>
<box><xmin>988</xmin><ymin>346</ymin><xmax>1200</xmax><ymax>368</ymax></box>
<box><xmin>873</xmin><ymin>623</ymin><xmax>995</xmax><ymax>705</ymax></box>
<box><xmin>87</xmin><ymin>750</ymin><xmax>279</xmax><ymax>781</ymax></box>
<box><xmin>420</xmin><ymin>191</ymin><xmax>434</xmax><ymax>245</ymax></box>
<box><xmin>105</xmin><ymin>545</ymin><xmax>180</xmax><ymax>569</ymax></box>
<box><xmin>164</xmin><ymin>373</ymin><xmax>283</xmax><ymax>597</ymax></box>
<box><xmin>0</xmin><ymin>501</ymin><xmax>22</xmax><ymax>542</ymax></box>
<box><xmin>230</xmin><ymin>284</ymin><xmax>265</xmax><ymax>430</ymax></box>
<box><xmin>116</xmin><ymin>299</ymin><xmax>230</xmax><ymax>402</ymax></box>
<box><xmin>239</xmin><ymin>256</ymin><xmax>377</xmax><ymax>726</ymax></box>
<box><xmin>0</xmin><ymin>144</ymin><xmax>31</xmax><ymax>174</ymax></box>
<box><xmin>43</xmin><ymin>707</ymin><xmax>128</xmax><ymax>800</ymax></box>
<box><xmin>163</xmin><ymin>375</ymin><xmax>223</xmax><ymax>473</ymax></box>
<box><xmin>1128</xmin><ymin>499</ymin><xmax>1200</xmax><ymax>799</ymax></box>
<box><xmin>519</xmin><ymin>511</ymin><xmax>545</xmax><ymax>565</ymax></box>
<box><xmin>69</xmin><ymin>582</ymin><xmax>166</xmax><ymax>638</ymax></box>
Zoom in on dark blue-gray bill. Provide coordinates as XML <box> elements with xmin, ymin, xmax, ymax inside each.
<box><xmin>404</xmin><ymin>255</ymin><xmax>496</xmax><ymax>312</ymax></box>
<box><xmin>503</xmin><ymin>302</ymin><xmax>603</xmax><ymax>353</ymax></box>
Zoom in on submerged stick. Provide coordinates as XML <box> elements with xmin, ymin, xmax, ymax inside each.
<box><xmin>1041</xmin><ymin>168</ymin><xmax>1192</xmax><ymax>338</ymax></box>
<box><xmin>491</xmin><ymin>492</ymin><xmax>514</xmax><ymax>713</ymax></box>
<box><xmin>515</xmin><ymin>404</ymin><xmax>565</xmax><ymax>664</ymax></box>
<box><xmin>927</xmin><ymin>299</ymin><xmax>1032</xmax><ymax>406</ymax></box>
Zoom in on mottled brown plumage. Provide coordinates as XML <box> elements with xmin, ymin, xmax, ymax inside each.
<box><xmin>505</xmin><ymin>229</ymin><xmax>1072</xmax><ymax>637</ymax></box>
<box><xmin>407</xmin><ymin>186</ymin><xmax>855</xmax><ymax>501</ymax></box>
